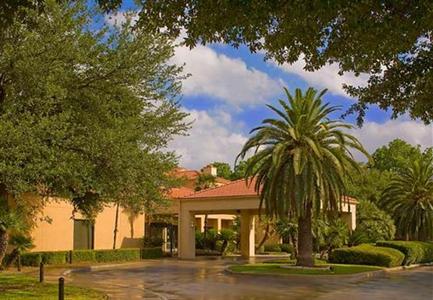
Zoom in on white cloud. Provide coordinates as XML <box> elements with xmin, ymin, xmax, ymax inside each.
<box><xmin>351</xmin><ymin>120</ymin><xmax>433</xmax><ymax>160</ymax></box>
<box><xmin>173</xmin><ymin>45</ymin><xmax>284</xmax><ymax>107</ymax></box>
<box><xmin>168</xmin><ymin>109</ymin><xmax>248</xmax><ymax>169</ymax></box>
<box><xmin>274</xmin><ymin>56</ymin><xmax>369</xmax><ymax>97</ymax></box>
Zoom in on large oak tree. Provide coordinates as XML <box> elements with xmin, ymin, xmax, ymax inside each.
<box><xmin>0</xmin><ymin>0</ymin><xmax>187</xmax><ymax>262</ymax></box>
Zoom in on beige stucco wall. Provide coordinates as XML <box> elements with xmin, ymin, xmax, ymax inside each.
<box><xmin>31</xmin><ymin>199</ymin><xmax>75</xmax><ymax>252</ymax></box>
<box><xmin>30</xmin><ymin>196</ymin><xmax>145</xmax><ymax>252</ymax></box>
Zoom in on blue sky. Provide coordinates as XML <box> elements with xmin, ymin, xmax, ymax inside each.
<box><xmin>103</xmin><ymin>4</ymin><xmax>433</xmax><ymax>170</ymax></box>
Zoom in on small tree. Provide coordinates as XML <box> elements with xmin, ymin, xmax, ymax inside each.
<box><xmin>354</xmin><ymin>200</ymin><xmax>396</xmax><ymax>243</ymax></box>
<box><xmin>381</xmin><ymin>157</ymin><xmax>433</xmax><ymax>241</ymax></box>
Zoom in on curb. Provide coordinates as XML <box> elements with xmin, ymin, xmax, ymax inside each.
<box><xmin>224</xmin><ymin>266</ymin><xmax>387</xmax><ymax>280</ymax></box>
<box><xmin>224</xmin><ymin>262</ymin><xmax>433</xmax><ymax>280</ymax></box>
<box><xmin>61</xmin><ymin>260</ymin><xmax>161</xmax><ymax>276</ymax></box>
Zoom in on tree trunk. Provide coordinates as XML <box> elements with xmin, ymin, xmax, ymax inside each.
<box><xmin>0</xmin><ymin>229</ymin><xmax>9</xmax><ymax>267</ymax></box>
<box><xmin>256</xmin><ymin>222</ymin><xmax>271</xmax><ymax>251</ymax></box>
<box><xmin>290</xmin><ymin>232</ymin><xmax>298</xmax><ymax>259</ymax></box>
<box><xmin>130</xmin><ymin>218</ymin><xmax>134</xmax><ymax>238</ymax></box>
<box><xmin>112</xmin><ymin>202</ymin><xmax>120</xmax><ymax>249</ymax></box>
<box><xmin>296</xmin><ymin>203</ymin><xmax>314</xmax><ymax>267</ymax></box>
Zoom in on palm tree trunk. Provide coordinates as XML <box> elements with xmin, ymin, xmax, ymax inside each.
<box><xmin>296</xmin><ymin>203</ymin><xmax>314</xmax><ymax>267</ymax></box>
<box><xmin>112</xmin><ymin>202</ymin><xmax>120</xmax><ymax>249</ymax></box>
<box><xmin>130</xmin><ymin>217</ymin><xmax>134</xmax><ymax>238</ymax></box>
<box><xmin>256</xmin><ymin>222</ymin><xmax>270</xmax><ymax>251</ymax></box>
<box><xmin>0</xmin><ymin>229</ymin><xmax>9</xmax><ymax>266</ymax></box>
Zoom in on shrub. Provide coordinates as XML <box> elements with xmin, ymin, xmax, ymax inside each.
<box><xmin>329</xmin><ymin>244</ymin><xmax>405</xmax><ymax>267</ymax></box>
<box><xmin>376</xmin><ymin>241</ymin><xmax>433</xmax><ymax>265</ymax></box>
<box><xmin>140</xmin><ymin>247</ymin><xmax>163</xmax><ymax>259</ymax></box>
<box><xmin>20</xmin><ymin>253</ymin><xmax>42</xmax><ymax>266</ymax></box>
<box><xmin>355</xmin><ymin>200</ymin><xmax>396</xmax><ymax>243</ymax></box>
<box><xmin>280</xmin><ymin>243</ymin><xmax>294</xmax><ymax>255</ymax></box>
<box><xmin>218</xmin><ymin>229</ymin><xmax>236</xmax><ymax>254</ymax></box>
<box><xmin>94</xmin><ymin>248</ymin><xmax>141</xmax><ymax>263</ymax></box>
<box><xmin>143</xmin><ymin>236</ymin><xmax>164</xmax><ymax>248</ymax></box>
<box><xmin>264</xmin><ymin>244</ymin><xmax>282</xmax><ymax>252</ymax></box>
<box><xmin>41</xmin><ymin>251</ymin><xmax>68</xmax><ymax>265</ymax></box>
<box><xmin>195</xmin><ymin>231</ymin><xmax>205</xmax><ymax>249</ymax></box>
<box><xmin>71</xmin><ymin>250</ymin><xmax>96</xmax><ymax>263</ymax></box>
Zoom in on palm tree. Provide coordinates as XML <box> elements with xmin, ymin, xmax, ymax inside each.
<box><xmin>238</xmin><ymin>87</ymin><xmax>367</xmax><ymax>266</ymax></box>
<box><xmin>381</xmin><ymin>157</ymin><xmax>433</xmax><ymax>241</ymax></box>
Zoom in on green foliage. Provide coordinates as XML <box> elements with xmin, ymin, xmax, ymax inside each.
<box><xmin>94</xmin><ymin>249</ymin><xmax>141</xmax><ymax>263</ymax></box>
<box><xmin>280</xmin><ymin>243</ymin><xmax>294</xmax><ymax>255</ymax></box>
<box><xmin>329</xmin><ymin>244</ymin><xmax>405</xmax><ymax>267</ymax></box>
<box><xmin>372</xmin><ymin>139</ymin><xmax>430</xmax><ymax>172</ymax></box>
<box><xmin>212</xmin><ymin>162</ymin><xmax>232</xmax><ymax>180</ymax></box>
<box><xmin>263</xmin><ymin>244</ymin><xmax>282</xmax><ymax>253</ymax></box>
<box><xmin>354</xmin><ymin>200</ymin><xmax>396</xmax><ymax>243</ymax></box>
<box><xmin>195</xmin><ymin>231</ymin><xmax>205</xmax><ymax>249</ymax></box>
<box><xmin>71</xmin><ymin>250</ymin><xmax>96</xmax><ymax>263</ymax></box>
<box><xmin>0</xmin><ymin>0</ymin><xmax>187</xmax><ymax>219</ymax></box>
<box><xmin>20</xmin><ymin>251</ymin><xmax>69</xmax><ymax>266</ymax></box>
<box><xmin>376</xmin><ymin>241</ymin><xmax>433</xmax><ymax>265</ymax></box>
<box><xmin>143</xmin><ymin>236</ymin><xmax>164</xmax><ymax>247</ymax></box>
<box><xmin>380</xmin><ymin>157</ymin><xmax>433</xmax><ymax>241</ymax></box>
<box><xmin>20</xmin><ymin>253</ymin><xmax>42</xmax><ymax>267</ymax></box>
<box><xmin>140</xmin><ymin>1</ymin><xmax>433</xmax><ymax>124</ymax></box>
<box><xmin>195</xmin><ymin>174</ymin><xmax>217</xmax><ymax>191</ymax></box>
<box><xmin>238</xmin><ymin>87</ymin><xmax>367</xmax><ymax>266</ymax></box>
<box><xmin>0</xmin><ymin>273</ymin><xmax>105</xmax><ymax>299</ymax></box>
<box><xmin>21</xmin><ymin>248</ymin><xmax>163</xmax><ymax>265</ymax></box>
<box><xmin>41</xmin><ymin>251</ymin><xmax>68</xmax><ymax>265</ymax></box>
<box><xmin>314</xmin><ymin>218</ymin><xmax>349</xmax><ymax>256</ymax></box>
<box><xmin>140</xmin><ymin>247</ymin><xmax>163</xmax><ymax>259</ymax></box>
<box><xmin>345</xmin><ymin>166</ymin><xmax>393</xmax><ymax>203</ymax></box>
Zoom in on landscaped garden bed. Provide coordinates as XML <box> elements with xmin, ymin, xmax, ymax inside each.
<box><xmin>0</xmin><ymin>273</ymin><xmax>106</xmax><ymax>299</ymax></box>
<box><xmin>228</xmin><ymin>263</ymin><xmax>382</xmax><ymax>276</ymax></box>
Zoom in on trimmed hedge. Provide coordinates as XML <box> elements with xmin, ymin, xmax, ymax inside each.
<box><xmin>71</xmin><ymin>250</ymin><xmax>96</xmax><ymax>263</ymax></box>
<box><xmin>94</xmin><ymin>249</ymin><xmax>141</xmax><ymax>263</ymax></box>
<box><xmin>21</xmin><ymin>252</ymin><xmax>42</xmax><ymax>267</ymax></box>
<box><xmin>376</xmin><ymin>241</ymin><xmax>433</xmax><ymax>265</ymax></box>
<box><xmin>329</xmin><ymin>244</ymin><xmax>405</xmax><ymax>267</ymax></box>
<box><xmin>264</xmin><ymin>244</ymin><xmax>282</xmax><ymax>252</ymax></box>
<box><xmin>19</xmin><ymin>247</ymin><xmax>163</xmax><ymax>266</ymax></box>
<box><xmin>41</xmin><ymin>251</ymin><xmax>68</xmax><ymax>265</ymax></box>
<box><xmin>140</xmin><ymin>247</ymin><xmax>163</xmax><ymax>259</ymax></box>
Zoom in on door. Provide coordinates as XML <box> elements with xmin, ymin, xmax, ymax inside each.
<box><xmin>73</xmin><ymin>219</ymin><xmax>94</xmax><ymax>250</ymax></box>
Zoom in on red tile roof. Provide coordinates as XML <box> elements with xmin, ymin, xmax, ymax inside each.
<box><xmin>183</xmin><ymin>178</ymin><xmax>358</xmax><ymax>204</ymax></box>
<box><xmin>183</xmin><ymin>179</ymin><xmax>259</xmax><ymax>199</ymax></box>
<box><xmin>168</xmin><ymin>187</ymin><xmax>195</xmax><ymax>198</ymax></box>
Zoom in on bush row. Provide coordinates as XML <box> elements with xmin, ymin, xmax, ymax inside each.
<box><xmin>19</xmin><ymin>247</ymin><xmax>163</xmax><ymax>266</ymax></box>
<box><xmin>263</xmin><ymin>243</ymin><xmax>294</xmax><ymax>255</ymax></box>
<box><xmin>329</xmin><ymin>244</ymin><xmax>405</xmax><ymax>267</ymax></box>
<box><xmin>376</xmin><ymin>241</ymin><xmax>433</xmax><ymax>265</ymax></box>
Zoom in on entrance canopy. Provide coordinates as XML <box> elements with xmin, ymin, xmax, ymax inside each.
<box><xmin>177</xmin><ymin>179</ymin><xmax>357</xmax><ymax>259</ymax></box>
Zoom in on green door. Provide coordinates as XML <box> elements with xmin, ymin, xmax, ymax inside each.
<box><xmin>73</xmin><ymin>219</ymin><xmax>94</xmax><ymax>250</ymax></box>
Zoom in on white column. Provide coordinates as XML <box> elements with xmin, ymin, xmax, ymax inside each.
<box><xmin>217</xmin><ymin>218</ymin><xmax>222</xmax><ymax>232</ymax></box>
<box><xmin>240</xmin><ymin>210</ymin><xmax>255</xmax><ymax>258</ymax></box>
<box><xmin>178</xmin><ymin>208</ymin><xmax>195</xmax><ymax>259</ymax></box>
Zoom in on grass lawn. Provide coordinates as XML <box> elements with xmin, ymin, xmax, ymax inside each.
<box><xmin>0</xmin><ymin>273</ymin><xmax>106</xmax><ymax>299</ymax></box>
<box><xmin>229</xmin><ymin>263</ymin><xmax>383</xmax><ymax>276</ymax></box>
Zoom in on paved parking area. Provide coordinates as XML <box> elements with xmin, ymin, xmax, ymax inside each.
<box><xmin>64</xmin><ymin>258</ymin><xmax>433</xmax><ymax>300</ymax></box>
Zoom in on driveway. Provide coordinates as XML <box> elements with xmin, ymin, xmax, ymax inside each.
<box><xmin>65</xmin><ymin>257</ymin><xmax>433</xmax><ymax>300</ymax></box>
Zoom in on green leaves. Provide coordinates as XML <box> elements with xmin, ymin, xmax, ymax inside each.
<box><xmin>0</xmin><ymin>1</ymin><xmax>187</xmax><ymax>214</ymax></box>
<box><xmin>238</xmin><ymin>87</ymin><xmax>368</xmax><ymax>220</ymax></box>
<box><xmin>380</xmin><ymin>156</ymin><xmax>433</xmax><ymax>241</ymax></box>
<box><xmin>139</xmin><ymin>1</ymin><xmax>433</xmax><ymax>124</ymax></box>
